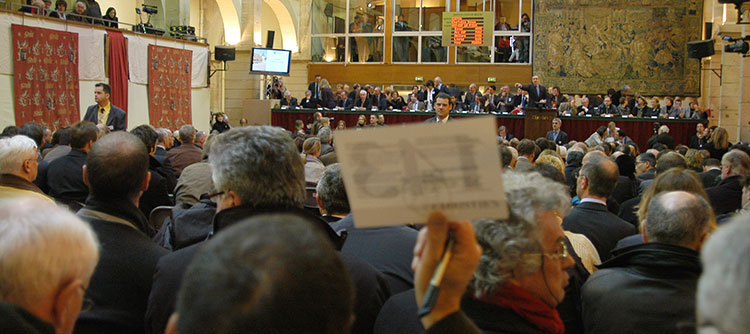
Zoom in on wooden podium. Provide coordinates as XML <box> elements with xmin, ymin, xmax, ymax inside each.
<box><xmin>523</xmin><ymin>108</ymin><xmax>558</xmax><ymax>140</ymax></box>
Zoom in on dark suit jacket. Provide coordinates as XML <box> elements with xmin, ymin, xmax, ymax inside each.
<box><xmin>138</xmin><ymin>157</ymin><xmax>173</xmax><ymax>223</ymax></box>
<box><xmin>372</xmin><ymin>94</ymin><xmax>388</xmax><ymax>110</ymax></box>
<box><xmin>83</xmin><ymin>104</ymin><xmax>126</xmax><ymax>131</ymax></box>
<box><xmin>424</xmin><ymin>116</ymin><xmax>451</xmax><ymax>123</ymax></box>
<box><xmin>75</xmin><ymin>202</ymin><xmax>168</xmax><ymax>334</ymax></box>
<box><xmin>299</xmin><ymin>97</ymin><xmax>318</xmax><ymax>109</ymax></box>
<box><xmin>706</xmin><ymin>175</ymin><xmax>743</xmax><ymax>215</ymax></box>
<box><xmin>546</xmin><ymin>130</ymin><xmax>568</xmax><ymax>146</ymax></box>
<box><xmin>308</xmin><ymin>82</ymin><xmax>321</xmax><ymax>99</ymax></box>
<box><xmin>45</xmin><ymin>148</ymin><xmax>88</xmax><ymax>203</ymax></box>
<box><xmin>518</xmin><ymin>83</ymin><xmax>548</xmax><ymax>108</ymax></box>
<box><xmin>165</xmin><ymin>144</ymin><xmax>202</xmax><ymax>178</ymax></box>
<box><xmin>647</xmin><ymin>133</ymin><xmax>675</xmax><ymax>149</ymax></box>
<box><xmin>463</xmin><ymin>92</ymin><xmax>477</xmax><ymax>110</ymax></box>
<box><xmin>354</xmin><ymin>97</ymin><xmax>373</xmax><ymax>109</ymax></box>
<box><xmin>698</xmin><ymin>168</ymin><xmax>721</xmax><ymax>189</ymax></box>
<box><xmin>562</xmin><ymin>201</ymin><xmax>637</xmax><ymax>261</ymax></box>
<box><xmin>280</xmin><ymin>97</ymin><xmax>298</xmax><ymax>107</ymax></box>
<box><xmin>332</xmin><ymin>214</ymin><xmax>418</xmax><ymax>294</ymax></box>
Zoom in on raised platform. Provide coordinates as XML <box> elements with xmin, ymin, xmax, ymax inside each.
<box><xmin>272</xmin><ymin>108</ymin><xmax>701</xmax><ymax>150</ymax></box>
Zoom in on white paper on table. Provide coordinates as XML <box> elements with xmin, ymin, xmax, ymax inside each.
<box><xmin>334</xmin><ymin>117</ymin><xmax>509</xmax><ymax>228</ymax></box>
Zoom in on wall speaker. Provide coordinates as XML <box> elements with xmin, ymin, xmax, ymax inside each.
<box><xmin>215</xmin><ymin>46</ymin><xmax>235</xmax><ymax>61</ymax></box>
<box><xmin>266</xmin><ymin>31</ymin><xmax>275</xmax><ymax>49</ymax></box>
<box><xmin>687</xmin><ymin>40</ymin><xmax>715</xmax><ymax>59</ymax></box>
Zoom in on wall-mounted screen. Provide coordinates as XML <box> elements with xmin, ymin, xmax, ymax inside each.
<box><xmin>250</xmin><ymin>48</ymin><xmax>291</xmax><ymax>75</ymax></box>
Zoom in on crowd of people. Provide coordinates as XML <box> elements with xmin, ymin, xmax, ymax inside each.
<box><xmin>277</xmin><ymin>76</ymin><xmax>710</xmax><ymax>121</ymax></box>
<box><xmin>0</xmin><ymin>86</ymin><xmax>748</xmax><ymax>334</ymax></box>
<box><xmin>19</xmin><ymin>0</ymin><xmax>119</xmax><ymax>26</ymax></box>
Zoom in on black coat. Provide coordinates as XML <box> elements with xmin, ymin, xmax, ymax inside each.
<box><xmin>562</xmin><ymin>201</ymin><xmax>637</xmax><ymax>261</ymax></box>
<box><xmin>371</xmin><ymin>94</ymin><xmax>389</xmax><ymax>110</ymax></box>
<box><xmin>582</xmin><ymin>243</ymin><xmax>701</xmax><ymax>334</ymax></box>
<box><xmin>138</xmin><ymin>157</ymin><xmax>173</xmax><ymax>227</ymax></box>
<box><xmin>83</xmin><ymin>104</ymin><xmax>127</xmax><ymax>131</ymax></box>
<box><xmin>518</xmin><ymin>84</ymin><xmax>548</xmax><ymax>108</ymax></box>
<box><xmin>300</xmin><ymin>97</ymin><xmax>319</xmax><ymax>109</ymax></box>
<box><xmin>611</xmin><ymin>175</ymin><xmax>638</xmax><ymax>206</ymax></box>
<box><xmin>646</xmin><ymin>133</ymin><xmax>675</xmax><ymax>149</ymax></box>
<box><xmin>698</xmin><ymin>168</ymin><xmax>721</xmax><ymax>189</ymax></box>
<box><xmin>689</xmin><ymin>135</ymin><xmax>708</xmax><ymax>149</ymax></box>
<box><xmin>332</xmin><ymin>214</ymin><xmax>418</xmax><ymax>294</ymax></box>
<box><xmin>45</xmin><ymin>148</ymin><xmax>88</xmax><ymax>203</ymax></box>
<box><xmin>75</xmin><ymin>199</ymin><xmax>168</xmax><ymax>334</ymax></box>
<box><xmin>0</xmin><ymin>302</ymin><xmax>54</xmax><ymax>334</ymax></box>
<box><xmin>545</xmin><ymin>130</ymin><xmax>568</xmax><ymax>146</ymax></box>
<box><xmin>617</xmin><ymin>195</ymin><xmax>642</xmax><ymax>229</ymax></box>
<box><xmin>145</xmin><ymin>205</ymin><xmax>389</xmax><ymax>334</ymax></box>
<box><xmin>705</xmin><ymin>175</ymin><xmax>743</xmax><ymax>215</ymax></box>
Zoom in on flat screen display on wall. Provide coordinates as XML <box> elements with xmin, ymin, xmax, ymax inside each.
<box><xmin>250</xmin><ymin>48</ymin><xmax>291</xmax><ymax>76</ymax></box>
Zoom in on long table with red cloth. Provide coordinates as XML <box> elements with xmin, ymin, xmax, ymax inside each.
<box><xmin>271</xmin><ymin>109</ymin><xmax>700</xmax><ymax>150</ymax></box>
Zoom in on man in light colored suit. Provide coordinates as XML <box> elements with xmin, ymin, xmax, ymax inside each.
<box><xmin>514</xmin><ymin>139</ymin><xmax>536</xmax><ymax>172</ymax></box>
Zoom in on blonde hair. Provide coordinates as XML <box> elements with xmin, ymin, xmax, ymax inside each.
<box><xmin>302</xmin><ymin>137</ymin><xmax>321</xmax><ymax>155</ymax></box>
<box><xmin>536</xmin><ymin>150</ymin><xmax>565</xmax><ymax>175</ymax></box>
<box><xmin>710</xmin><ymin>127</ymin><xmax>729</xmax><ymax>150</ymax></box>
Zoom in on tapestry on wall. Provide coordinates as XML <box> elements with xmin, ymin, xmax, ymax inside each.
<box><xmin>148</xmin><ymin>45</ymin><xmax>192</xmax><ymax>130</ymax></box>
<box><xmin>533</xmin><ymin>0</ymin><xmax>703</xmax><ymax>96</ymax></box>
<box><xmin>12</xmin><ymin>24</ymin><xmax>80</xmax><ymax>129</ymax></box>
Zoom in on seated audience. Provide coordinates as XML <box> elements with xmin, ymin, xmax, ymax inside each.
<box><xmin>42</xmin><ymin>127</ymin><xmax>72</xmax><ymax>162</ymax></box>
<box><xmin>130</xmin><ymin>125</ymin><xmax>173</xmax><ymax>225</ymax></box>
<box><xmin>515</xmin><ymin>139</ymin><xmax>536</xmax><ymax>172</ymax></box>
<box><xmin>45</xmin><ymin>121</ymin><xmax>98</xmax><ymax>205</ymax></box>
<box><xmin>67</xmin><ymin>1</ymin><xmax>89</xmax><ymax>23</ymax></box>
<box><xmin>210</xmin><ymin>113</ymin><xmax>230</xmax><ymax>134</ymax></box>
<box><xmin>376</xmin><ymin>172</ymin><xmax>575</xmax><ymax>334</ymax></box>
<box><xmin>698</xmin><ymin>158</ymin><xmax>721</xmax><ymax>189</ymax></box>
<box><xmin>302</xmin><ymin>137</ymin><xmax>326</xmax><ymax>184</ymax></box>
<box><xmin>165</xmin><ymin>214</ymin><xmax>353</xmax><ymax>334</ymax></box>
<box><xmin>697</xmin><ymin>215</ymin><xmax>750</xmax><ymax>333</ymax></box>
<box><xmin>0</xmin><ymin>135</ymin><xmax>51</xmax><ymax>202</ymax></box>
<box><xmin>563</xmin><ymin>155</ymin><xmax>637</xmax><ymax>261</ymax></box>
<box><xmin>582</xmin><ymin>191</ymin><xmax>713</xmax><ymax>334</ymax></box>
<box><xmin>705</xmin><ymin>149</ymin><xmax>750</xmax><ymax>215</ymax></box>
<box><xmin>102</xmin><ymin>7</ymin><xmax>117</xmax><ymax>28</ymax></box>
<box><xmin>74</xmin><ymin>132</ymin><xmax>168</xmax><ymax>334</ymax></box>
<box><xmin>705</xmin><ymin>127</ymin><xmax>730</xmax><ymax>159</ymax></box>
<box><xmin>315</xmin><ymin>164</ymin><xmax>350</xmax><ymax>223</ymax></box>
<box><xmin>165</xmin><ymin>124</ymin><xmax>202</xmax><ymax>178</ymax></box>
<box><xmin>48</xmin><ymin>0</ymin><xmax>67</xmax><ymax>19</ymax></box>
<box><xmin>0</xmin><ymin>198</ymin><xmax>99</xmax><ymax>334</ymax></box>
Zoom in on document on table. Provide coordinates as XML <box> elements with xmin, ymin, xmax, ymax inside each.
<box><xmin>334</xmin><ymin>117</ymin><xmax>509</xmax><ymax>228</ymax></box>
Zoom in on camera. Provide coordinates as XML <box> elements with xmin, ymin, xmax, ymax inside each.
<box><xmin>723</xmin><ymin>36</ymin><xmax>750</xmax><ymax>54</ymax></box>
<box><xmin>141</xmin><ymin>4</ymin><xmax>158</xmax><ymax>15</ymax></box>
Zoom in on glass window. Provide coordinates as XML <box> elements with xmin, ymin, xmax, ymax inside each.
<box><xmin>422</xmin><ymin>0</ymin><xmax>446</xmax><ymax>31</ymax></box>
<box><xmin>311</xmin><ymin>0</ymin><xmax>347</xmax><ymax>34</ymax></box>
<box><xmin>495</xmin><ymin>0</ymin><xmax>520</xmax><ymax>30</ymax></box>
<box><xmin>421</xmin><ymin>36</ymin><xmax>447</xmax><ymax>62</ymax></box>
<box><xmin>349</xmin><ymin>0</ymin><xmax>384</xmax><ymax>34</ymax></box>
<box><xmin>312</xmin><ymin>36</ymin><xmax>346</xmax><ymax>62</ymax></box>
<box><xmin>349</xmin><ymin>36</ymin><xmax>384</xmax><ymax>62</ymax></box>
<box><xmin>393</xmin><ymin>36</ymin><xmax>418</xmax><ymax>62</ymax></box>
<box><xmin>394</xmin><ymin>0</ymin><xmax>419</xmax><ymax>31</ymax></box>
<box><xmin>457</xmin><ymin>46</ymin><xmax>491</xmax><ymax>63</ymax></box>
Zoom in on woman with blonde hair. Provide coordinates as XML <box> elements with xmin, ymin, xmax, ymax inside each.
<box><xmin>706</xmin><ymin>127</ymin><xmax>730</xmax><ymax>159</ymax></box>
<box><xmin>685</xmin><ymin>149</ymin><xmax>704</xmax><ymax>173</ymax></box>
<box><xmin>536</xmin><ymin>150</ymin><xmax>565</xmax><ymax>175</ymax></box>
<box><xmin>319</xmin><ymin>79</ymin><xmax>336</xmax><ymax>108</ymax></box>
<box><xmin>302</xmin><ymin>137</ymin><xmax>325</xmax><ymax>184</ymax></box>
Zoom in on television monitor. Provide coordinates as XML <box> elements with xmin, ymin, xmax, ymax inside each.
<box><xmin>250</xmin><ymin>48</ymin><xmax>291</xmax><ymax>76</ymax></box>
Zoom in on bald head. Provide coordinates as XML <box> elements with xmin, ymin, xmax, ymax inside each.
<box><xmin>645</xmin><ymin>191</ymin><xmax>713</xmax><ymax>250</ymax></box>
<box><xmin>579</xmin><ymin>156</ymin><xmax>619</xmax><ymax>198</ymax></box>
<box><xmin>582</xmin><ymin>150</ymin><xmax>606</xmax><ymax>165</ymax></box>
<box><xmin>85</xmin><ymin>132</ymin><xmax>149</xmax><ymax>202</ymax></box>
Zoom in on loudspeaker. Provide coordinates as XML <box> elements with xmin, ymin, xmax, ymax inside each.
<box><xmin>687</xmin><ymin>40</ymin><xmax>715</xmax><ymax>59</ymax></box>
<box><xmin>704</xmin><ymin>22</ymin><xmax>713</xmax><ymax>40</ymax></box>
<box><xmin>266</xmin><ymin>31</ymin><xmax>275</xmax><ymax>49</ymax></box>
<box><xmin>214</xmin><ymin>46</ymin><xmax>235</xmax><ymax>61</ymax></box>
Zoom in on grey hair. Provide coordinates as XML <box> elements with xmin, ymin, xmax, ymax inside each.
<box><xmin>0</xmin><ymin>198</ymin><xmax>99</xmax><ymax>309</ymax></box>
<box><xmin>722</xmin><ymin>149</ymin><xmax>750</xmax><ymax>176</ymax></box>
<box><xmin>471</xmin><ymin>171</ymin><xmax>571</xmax><ymax>297</ymax></box>
<box><xmin>697</xmin><ymin>215</ymin><xmax>750</xmax><ymax>334</ymax></box>
<box><xmin>318</xmin><ymin>127</ymin><xmax>332</xmax><ymax>144</ymax></box>
<box><xmin>659</xmin><ymin>125</ymin><xmax>669</xmax><ymax>134</ymax></box>
<box><xmin>315</xmin><ymin>164</ymin><xmax>350</xmax><ymax>215</ymax></box>
<box><xmin>179</xmin><ymin>124</ymin><xmax>196</xmax><ymax>143</ymax></box>
<box><xmin>156</xmin><ymin>128</ymin><xmax>170</xmax><ymax>142</ymax></box>
<box><xmin>209</xmin><ymin>126</ymin><xmax>305</xmax><ymax>209</ymax></box>
<box><xmin>645</xmin><ymin>191</ymin><xmax>713</xmax><ymax>247</ymax></box>
<box><xmin>0</xmin><ymin>135</ymin><xmax>37</xmax><ymax>174</ymax></box>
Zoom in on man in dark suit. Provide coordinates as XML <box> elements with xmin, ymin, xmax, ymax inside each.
<box><xmin>165</xmin><ymin>124</ymin><xmax>202</xmax><ymax>178</ymax></box>
<box><xmin>514</xmin><ymin>75</ymin><xmax>548</xmax><ymax>108</ymax></box>
<box><xmin>145</xmin><ymin>126</ymin><xmax>389</xmax><ymax>334</ymax></box>
<box><xmin>45</xmin><ymin>121</ymin><xmax>98</xmax><ymax>204</ymax></box>
<box><xmin>497</xmin><ymin>125</ymin><xmax>514</xmax><ymax>141</ymax></box>
<box><xmin>433</xmin><ymin>76</ymin><xmax>449</xmax><ymax>94</ymax></box>
<box><xmin>421</xmin><ymin>80</ymin><xmax>436</xmax><ymax>108</ymax></box>
<box><xmin>462</xmin><ymin>83</ymin><xmax>478</xmax><ymax>110</ymax></box>
<box><xmin>698</xmin><ymin>158</ymin><xmax>721</xmax><ymax>189</ymax></box>
<box><xmin>308</xmin><ymin>74</ymin><xmax>322</xmax><ymax>100</ymax></box>
<box><xmin>546</xmin><ymin>117</ymin><xmax>568</xmax><ymax>146</ymax></box>
<box><xmin>424</xmin><ymin>93</ymin><xmax>452</xmax><ymax>123</ymax></box>
<box><xmin>82</xmin><ymin>83</ymin><xmax>126</xmax><ymax>131</ymax></box>
<box><xmin>635</xmin><ymin>152</ymin><xmax>656</xmax><ymax>181</ymax></box>
<box><xmin>510</xmin><ymin>87</ymin><xmax>528</xmax><ymax>109</ymax></box>
<box><xmin>74</xmin><ymin>132</ymin><xmax>168</xmax><ymax>334</ymax></box>
<box><xmin>354</xmin><ymin>89</ymin><xmax>372</xmax><ymax>110</ymax></box>
<box><xmin>705</xmin><ymin>150</ymin><xmax>750</xmax><ymax>215</ymax></box>
<box><xmin>130</xmin><ymin>125</ymin><xmax>173</xmax><ymax>221</ymax></box>
<box><xmin>563</xmin><ymin>156</ymin><xmax>637</xmax><ymax>261</ymax></box>
<box><xmin>483</xmin><ymin>85</ymin><xmax>500</xmax><ymax>112</ymax></box>
<box><xmin>335</xmin><ymin>91</ymin><xmax>354</xmax><ymax>109</ymax></box>
<box><xmin>371</xmin><ymin>87</ymin><xmax>388</xmax><ymax>110</ymax></box>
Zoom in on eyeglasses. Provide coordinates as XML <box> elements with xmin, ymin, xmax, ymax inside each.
<box><xmin>542</xmin><ymin>241</ymin><xmax>569</xmax><ymax>261</ymax></box>
<box><xmin>78</xmin><ymin>286</ymin><xmax>94</xmax><ymax>313</ymax></box>
<box><xmin>206</xmin><ymin>190</ymin><xmax>225</xmax><ymax>202</ymax></box>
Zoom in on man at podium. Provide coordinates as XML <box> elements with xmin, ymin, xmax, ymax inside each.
<box><xmin>515</xmin><ymin>75</ymin><xmax>548</xmax><ymax>108</ymax></box>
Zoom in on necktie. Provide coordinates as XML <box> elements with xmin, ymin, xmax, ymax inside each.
<box><xmin>98</xmin><ymin>108</ymin><xmax>105</xmax><ymax>124</ymax></box>
<box><xmin>536</xmin><ymin>85</ymin><xmax>540</xmax><ymax>97</ymax></box>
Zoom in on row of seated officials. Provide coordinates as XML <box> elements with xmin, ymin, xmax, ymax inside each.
<box><xmin>0</xmin><ymin>119</ymin><xmax>747</xmax><ymax>334</ymax></box>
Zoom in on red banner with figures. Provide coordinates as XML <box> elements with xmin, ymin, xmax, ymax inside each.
<box><xmin>148</xmin><ymin>45</ymin><xmax>192</xmax><ymax>130</ymax></box>
<box><xmin>12</xmin><ymin>24</ymin><xmax>80</xmax><ymax>130</ymax></box>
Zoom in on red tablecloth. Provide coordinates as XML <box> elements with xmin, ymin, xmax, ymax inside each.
<box><xmin>271</xmin><ymin>109</ymin><xmax>699</xmax><ymax>150</ymax></box>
